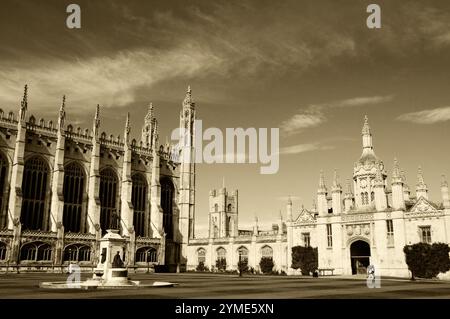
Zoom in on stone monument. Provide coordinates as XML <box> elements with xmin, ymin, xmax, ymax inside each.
<box><xmin>40</xmin><ymin>229</ymin><xmax>176</xmax><ymax>289</ymax></box>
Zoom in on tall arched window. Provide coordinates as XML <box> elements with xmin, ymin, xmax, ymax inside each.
<box><xmin>197</xmin><ymin>248</ymin><xmax>206</xmax><ymax>265</ymax></box>
<box><xmin>0</xmin><ymin>153</ymin><xmax>7</xmax><ymax>228</ymax></box>
<box><xmin>21</xmin><ymin>157</ymin><xmax>49</xmax><ymax>230</ymax></box>
<box><xmin>63</xmin><ymin>162</ymin><xmax>85</xmax><ymax>233</ymax></box>
<box><xmin>261</xmin><ymin>246</ymin><xmax>273</xmax><ymax>259</ymax></box>
<box><xmin>370</xmin><ymin>191</ymin><xmax>375</xmax><ymax>203</ymax></box>
<box><xmin>217</xmin><ymin>247</ymin><xmax>226</xmax><ymax>260</ymax></box>
<box><xmin>135</xmin><ymin>247</ymin><xmax>157</xmax><ymax>262</ymax></box>
<box><xmin>0</xmin><ymin>242</ymin><xmax>6</xmax><ymax>260</ymax></box>
<box><xmin>214</xmin><ymin>204</ymin><xmax>218</xmax><ymax>212</ymax></box>
<box><xmin>237</xmin><ymin>246</ymin><xmax>249</xmax><ymax>264</ymax></box>
<box><xmin>99</xmin><ymin>168</ymin><xmax>118</xmax><ymax>234</ymax></box>
<box><xmin>132</xmin><ymin>173</ymin><xmax>147</xmax><ymax>237</ymax></box>
<box><xmin>216</xmin><ymin>247</ymin><xmax>227</xmax><ymax>271</ymax></box>
<box><xmin>20</xmin><ymin>242</ymin><xmax>52</xmax><ymax>262</ymax></box>
<box><xmin>161</xmin><ymin>178</ymin><xmax>174</xmax><ymax>239</ymax></box>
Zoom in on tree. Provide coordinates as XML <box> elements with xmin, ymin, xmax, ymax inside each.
<box><xmin>216</xmin><ymin>258</ymin><xmax>227</xmax><ymax>271</ymax></box>
<box><xmin>259</xmin><ymin>257</ymin><xmax>275</xmax><ymax>274</ymax></box>
<box><xmin>291</xmin><ymin>246</ymin><xmax>318</xmax><ymax>276</ymax></box>
<box><xmin>403</xmin><ymin>243</ymin><xmax>450</xmax><ymax>279</ymax></box>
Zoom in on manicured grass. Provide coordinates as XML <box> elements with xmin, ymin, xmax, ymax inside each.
<box><xmin>0</xmin><ymin>272</ymin><xmax>449</xmax><ymax>298</ymax></box>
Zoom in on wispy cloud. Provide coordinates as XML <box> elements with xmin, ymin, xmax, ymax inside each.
<box><xmin>330</xmin><ymin>95</ymin><xmax>393</xmax><ymax>108</ymax></box>
<box><xmin>280</xmin><ymin>143</ymin><xmax>334</xmax><ymax>155</ymax></box>
<box><xmin>0</xmin><ymin>45</ymin><xmax>223</xmax><ymax>113</ymax></box>
<box><xmin>397</xmin><ymin>106</ymin><xmax>450</xmax><ymax>124</ymax></box>
<box><xmin>280</xmin><ymin>110</ymin><xmax>325</xmax><ymax>135</ymax></box>
<box><xmin>280</xmin><ymin>95</ymin><xmax>393</xmax><ymax>135</ymax></box>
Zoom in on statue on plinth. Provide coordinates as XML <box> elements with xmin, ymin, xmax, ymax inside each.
<box><xmin>112</xmin><ymin>251</ymin><xmax>124</xmax><ymax>268</ymax></box>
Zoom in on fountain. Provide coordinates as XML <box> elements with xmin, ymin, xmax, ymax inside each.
<box><xmin>40</xmin><ymin>229</ymin><xmax>176</xmax><ymax>290</ymax></box>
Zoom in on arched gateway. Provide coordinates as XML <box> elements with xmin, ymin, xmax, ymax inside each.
<box><xmin>350</xmin><ymin>240</ymin><xmax>371</xmax><ymax>275</ymax></box>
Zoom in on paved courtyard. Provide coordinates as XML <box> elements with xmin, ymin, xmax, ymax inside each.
<box><xmin>0</xmin><ymin>272</ymin><xmax>450</xmax><ymax>298</ymax></box>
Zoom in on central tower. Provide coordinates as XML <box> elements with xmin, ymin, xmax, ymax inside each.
<box><xmin>353</xmin><ymin>116</ymin><xmax>386</xmax><ymax>208</ymax></box>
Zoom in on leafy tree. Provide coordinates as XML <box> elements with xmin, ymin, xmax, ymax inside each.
<box><xmin>259</xmin><ymin>257</ymin><xmax>274</xmax><ymax>274</ymax></box>
<box><xmin>291</xmin><ymin>246</ymin><xmax>318</xmax><ymax>276</ymax></box>
<box><xmin>403</xmin><ymin>243</ymin><xmax>450</xmax><ymax>279</ymax></box>
<box><xmin>215</xmin><ymin>258</ymin><xmax>227</xmax><ymax>271</ymax></box>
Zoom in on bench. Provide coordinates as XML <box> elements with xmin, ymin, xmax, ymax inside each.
<box><xmin>317</xmin><ymin>268</ymin><xmax>335</xmax><ymax>276</ymax></box>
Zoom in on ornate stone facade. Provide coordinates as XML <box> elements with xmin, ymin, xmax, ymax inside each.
<box><xmin>0</xmin><ymin>85</ymin><xmax>196</xmax><ymax>273</ymax></box>
<box><xmin>187</xmin><ymin>187</ymin><xmax>288</xmax><ymax>273</ymax></box>
<box><xmin>286</xmin><ymin>116</ymin><xmax>450</xmax><ymax>277</ymax></box>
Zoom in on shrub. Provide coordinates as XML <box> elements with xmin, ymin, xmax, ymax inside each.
<box><xmin>196</xmin><ymin>261</ymin><xmax>208</xmax><ymax>272</ymax></box>
<box><xmin>291</xmin><ymin>246</ymin><xmax>318</xmax><ymax>276</ymax></box>
<box><xmin>238</xmin><ymin>259</ymin><xmax>249</xmax><ymax>275</ymax></box>
<box><xmin>403</xmin><ymin>242</ymin><xmax>450</xmax><ymax>279</ymax></box>
<box><xmin>216</xmin><ymin>258</ymin><xmax>227</xmax><ymax>271</ymax></box>
<box><xmin>259</xmin><ymin>257</ymin><xmax>275</xmax><ymax>274</ymax></box>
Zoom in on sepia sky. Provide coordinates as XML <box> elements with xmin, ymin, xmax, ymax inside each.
<box><xmin>1</xmin><ymin>0</ymin><xmax>450</xmax><ymax>236</ymax></box>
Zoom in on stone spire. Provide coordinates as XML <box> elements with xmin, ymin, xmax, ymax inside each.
<box><xmin>142</xmin><ymin>102</ymin><xmax>157</xmax><ymax>149</ymax></box>
<box><xmin>19</xmin><ymin>84</ymin><xmax>28</xmax><ymax>122</ymax></box>
<box><xmin>277</xmin><ymin>210</ymin><xmax>283</xmax><ymax>235</ymax></box>
<box><xmin>391</xmin><ymin>158</ymin><xmax>405</xmax><ymax>210</ymax></box>
<box><xmin>332</xmin><ymin>169</ymin><xmax>342</xmax><ymax>190</ymax></box>
<box><xmin>317</xmin><ymin>170</ymin><xmax>328</xmax><ymax>215</ymax></box>
<box><xmin>318</xmin><ymin>170</ymin><xmax>327</xmax><ymax>192</ymax></box>
<box><xmin>331</xmin><ymin>169</ymin><xmax>342</xmax><ymax>214</ymax></box>
<box><xmin>58</xmin><ymin>95</ymin><xmax>66</xmax><ymax>131</ymax></box>
<box><xmin>183</xmin><ymin>85</ymin><xmax>195</xmax><ymax>109</ymax></box>
<box><xmin>391</xmin><ymin>158</ymin><xmax>402</xmax><ymax>184</ymax></box>
<box><xmin>92</xmin><ymin>104</ymin><xmax>100</xmax><ymax>138</ymax></box>
<box><xmin>286</xmin><ymin>196</ymin><xmax>293</xmax><ymax>221</ymax></box>
<box><xmin>417</xmin><ymin>166</ymin><xmax>426</xmax><ymax>187</ymax></box>
<box><xmin>361</xmin><ymin>115</ymin><xmax>372</xmax><ymax>149</ymax></box>
<box><xmin>416</xmin><ymin>166</ymin><xmax>428</xmax><ymax>199</ymax></box>
<box><xmin>343</xmin><ymin>179</ymin><xmax>354</xmax><ymax>212</ymax></box>
<box><xmin>123</xmin><ymin>112</ymin><xmax>131</xmax><ymax>144</ymax></box>
<box><xmin>145</xmin><ymin>103</ymin><xmax>154</xmax><ymax>123</ymax></box>
<box><xmin>357</xmin><ymin>115</ymin><xmax>378</xmax><ymax>166</ymax></box>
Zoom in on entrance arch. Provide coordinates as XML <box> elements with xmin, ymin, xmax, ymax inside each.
<box><xmin>350</xmin><ymin>240</ymin><xmax>371</xmax><ymax>275</ymax></box>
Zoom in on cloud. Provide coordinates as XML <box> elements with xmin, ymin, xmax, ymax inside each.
<box><xmin>280</xmin><ymin>95</ymin><xmax>393</xmax><ymax>135</ymax></box>
<box><xmin>0</xmin><ymin>44</ymin><xmax>224</xmax><ymax>113</ymax></box>
<box><xmin>331</xmin><ymin>95</ymin><xmax>394</xmax><ymax>108</ymax></box>
<box><xmin>280</xmin><ymin>110</ymin><xmax>325</xmax><ymax>135</ymax></box>
<box><xmin>397</xmin><ymin>106</ymin><xmax>450</xmax><ymax>124</ymax></box>
<box><xmin>280</xmin><ymin>143</ymin><xmax>334</xmax><ymax>155</ymax></box>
